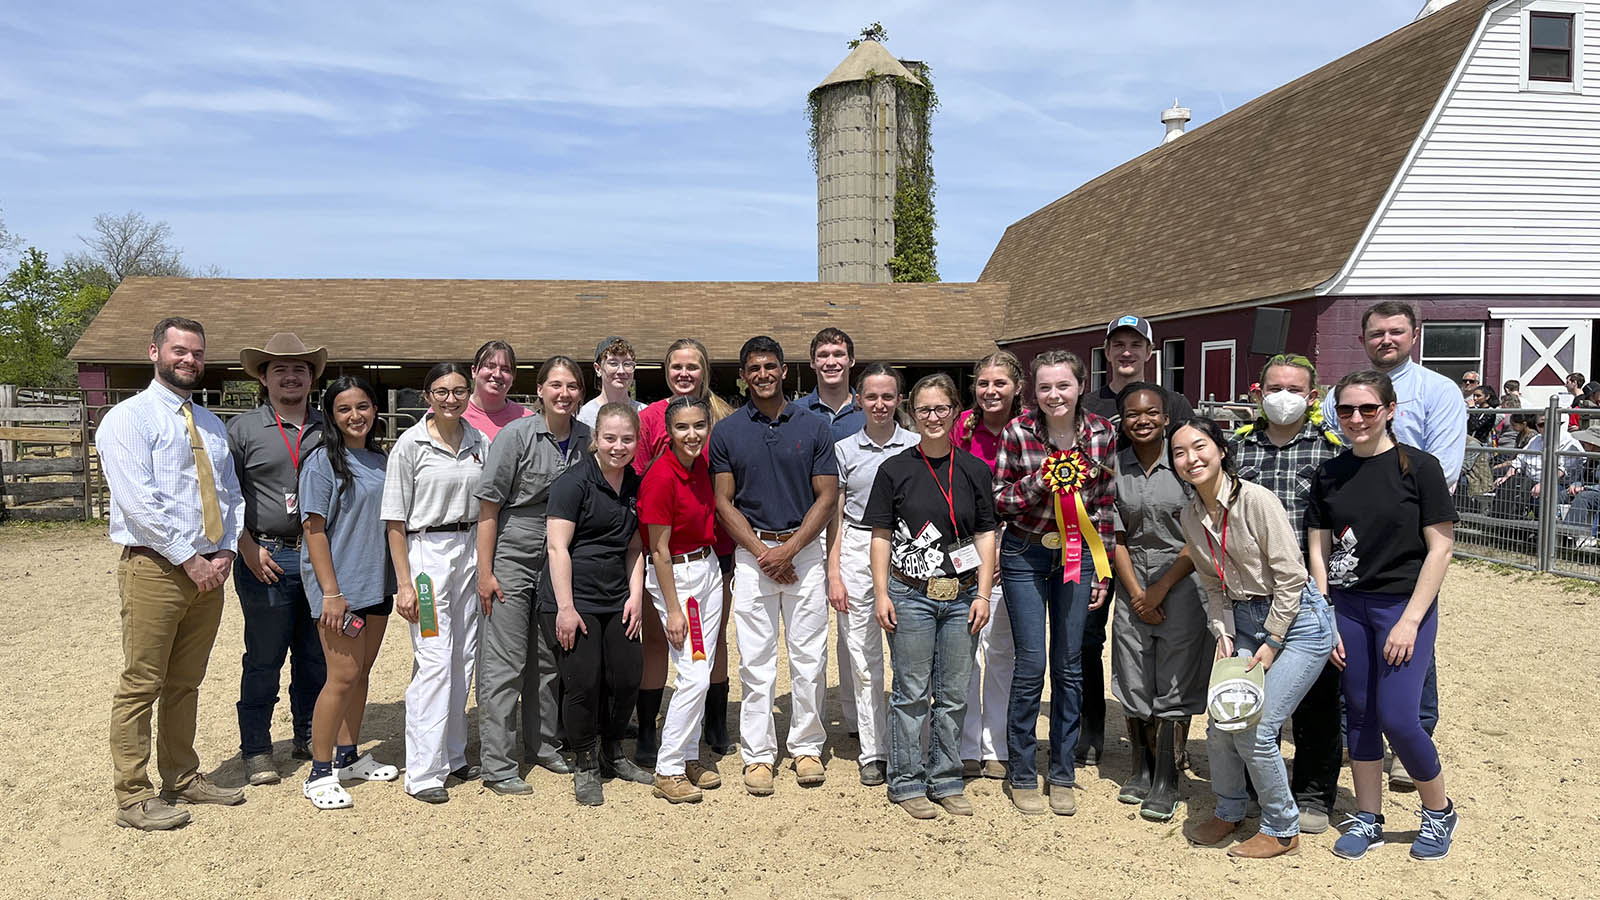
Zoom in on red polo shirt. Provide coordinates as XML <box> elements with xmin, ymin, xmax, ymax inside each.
<box><xmin>637</xmin><ymin>447</ymin><xmax>718</xmax><ymax>554</ymax></box>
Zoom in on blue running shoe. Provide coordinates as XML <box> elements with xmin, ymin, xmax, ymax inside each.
<box><xmin>1332</xmin><ymin>811</ymin><xmax>1385</xmax><ymax>860</ymax></box>
<box><xmin>1410</xmin><ymin>802</ymin><xmax>1459</xmax><ymax>861</ymax></box>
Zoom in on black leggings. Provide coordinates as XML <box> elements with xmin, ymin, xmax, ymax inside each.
<box><xmin>540</xmin><ymin>610</ymin><xmax>643</xmax><ymax>756</ymax></box>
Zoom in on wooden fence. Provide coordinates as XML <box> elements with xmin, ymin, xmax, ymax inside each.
<box><xmin>0</xmin><ymin>388</ymin><xmax>92</xmax><ymax>522</ymax></box>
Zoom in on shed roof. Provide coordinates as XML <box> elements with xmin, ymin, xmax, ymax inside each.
<box><xmin>69</xmin><ymin>278</ymin><xmax>1003</xmax><ymax>365</ymax></box>
<box><xmin>982</xmin><ymin>0</ymin><xmax>1486</xmax><ymax>342</ymax></box>
<box><xmin>815</xmin><ymin>40</ymin><xmax>923</xmax><ymax>90</ymax></box>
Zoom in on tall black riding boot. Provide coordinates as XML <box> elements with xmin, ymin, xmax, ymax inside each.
<box><xmin>1117</xmin><ymin>718</ymin><xmax>1155</xmax><ymax>804</ymax></box>
<box><xmin>1140</xmin><ymin>719</ymin><xmax>1181</xmax><ymax>821</ymax></box>
<box><xmin>635</xmin><ymin>687</ymin><xmax>664</xmax><ymax>768</ymax></box>
<box><xmin>702</xmin><ymin>680</ymin><xmax>736</xmax><ymax>755</ymax></box>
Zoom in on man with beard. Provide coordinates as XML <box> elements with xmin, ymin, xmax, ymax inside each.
<box><xmin>97</xmin><ymin>317</ymin><xmax>247</xmax><ymax>829</ymax></box>
<box><xmin>226</xmin><ymin>333</ymin><xmax>329</xmax><ymax>785</ymax></box>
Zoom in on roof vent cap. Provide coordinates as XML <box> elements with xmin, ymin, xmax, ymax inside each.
<box><xmin>1160</xmin><ymin>99</ymin><xmax>1191</xmax><ymax>145</ymax></box>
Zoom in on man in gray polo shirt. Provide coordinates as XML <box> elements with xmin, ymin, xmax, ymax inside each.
<box><xmin>226</xmin><ymin>333</ymin><xmax>328</xmax><ymax>786</ymax></box>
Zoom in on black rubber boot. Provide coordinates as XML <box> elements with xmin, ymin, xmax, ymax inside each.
<box><xmin>573</xmin><ymin>750</ymin><xmax>604</xmax><ymax>807</ymax></box>
<box><xmin>1117</xmin><ymin>718</ymin><xmax>1154</xmax><ymax>805</ymax></box>
<box><xmin>634</xmin><ymin>688</ymin><xmax>664</xmax><ymax>769</ymax></box>
<box><xmin>1140</xmin><ymin>719</ymin><xmax>1181</xmax><ymax>822</ymax></box>
<box><xmin>702</xmin><ymin>680</ymin><xmax>736</xmax><ymax>755</ymax></box>
<box><xmin>600</xmin><ymin>741</ymin><xmax>654</xmax><ymax>785</ymax></box>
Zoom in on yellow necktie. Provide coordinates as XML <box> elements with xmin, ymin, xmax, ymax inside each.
<box><xmin>183</xmin><ymin>401</ymin><xmax>225</xmax><ymax>543</ymax></box>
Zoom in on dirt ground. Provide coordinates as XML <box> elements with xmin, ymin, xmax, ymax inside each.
<box><xmin>1</xmin><ymin>521</ymin><xmax>1595</xmax><ymax>899</ymax></box>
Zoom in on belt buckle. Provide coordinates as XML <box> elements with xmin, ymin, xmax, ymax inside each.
<box><xmin>927</xmin><ymin>576</ymin><xmax>959</xmax><ymax>601</ymax></box>
<box><xmin>1041</xmin><ymin>531</ymin><xmax>1063</xmax><ymax>550</ymax></box>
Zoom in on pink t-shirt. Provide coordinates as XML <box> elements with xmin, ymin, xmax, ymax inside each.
<box><xmin>954</xmin><ymin>408</ymin><xmax>1006</xmax><ymax>473</ymax></box>
<box><xmin>462</xmin><ymin>398</ymin><xmax>533</xmax><ymax>442</ymax></box>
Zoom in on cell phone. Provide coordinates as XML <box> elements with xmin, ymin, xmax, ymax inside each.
<box><xmin>341</xmin><ymin>611</ymin><xmax>365</xmax><ymax>638</ymax></box>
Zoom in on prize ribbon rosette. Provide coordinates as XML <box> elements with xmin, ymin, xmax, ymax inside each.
<box><xmin>1039</xmin><ymin>449</ymin><xmax>1112</xmax><ymax>584</ymax></box>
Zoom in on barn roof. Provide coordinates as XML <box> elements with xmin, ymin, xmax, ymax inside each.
<box><xmin>982</xmin><ymin>0</ymin><xmax>1486</xmax><ymax>342</ymax></box>
<box><xmin>69</xmin><ymin>278</ymin><xmax>1005</xmax><ymax>366</ymax></box>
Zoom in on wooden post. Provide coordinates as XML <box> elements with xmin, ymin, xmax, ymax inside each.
<box><xmin>0</xmin><ymin>384</ymin><xmax>15</xmax><ymax>465</ymax></box>
<box><xmin>80</xmin><ymin>400</ymin><xmax>92</xmax><ymax>520</ymax></box>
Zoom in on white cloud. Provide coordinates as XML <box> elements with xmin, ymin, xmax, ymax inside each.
<box><xmin>136</xmin><ymin>89</ymin><xmax>344</xmax><ymax>120</ymax></box>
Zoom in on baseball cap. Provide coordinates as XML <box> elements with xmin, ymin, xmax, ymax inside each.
<box><xmin>1584</xmin><ymin>381</ymin><xmax>1600</xmax><ymax>398</ymax></box>
<box><xmin>1206</xmin><ymin>655</ymin><xmax>1266</xmax><ymax>733</ymax></box>
<box><xmin>594</xmin><ymin>336</ymin><xmax>625</xmax><ymax>362</ymax></box>
<box><xmin>1106</xmin><ymin>315</ymin><xmax>1154</xmax><ymax>343</ymax></box>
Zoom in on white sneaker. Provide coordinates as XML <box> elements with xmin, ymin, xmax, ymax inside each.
<box><xmin>304</xmin><ymin>774</ymin><xmax>353</xmax><ymax>810</ymax></box>
<box><xmin>337</xmin><ymin>752</ymin><xmax>399</xmax><ymax>782</ymax></box>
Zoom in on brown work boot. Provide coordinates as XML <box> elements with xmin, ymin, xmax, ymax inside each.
<box><xmin>1228</xmin><ymin>831</ymin><xmax>1300</xmax><ymax>859</ymax></box>
<box><xmin>114</xmin><ymin>798</ymin><xmax>191</xmax><ymax>831</ymax></box>
<box><xmin>685</xmin><ymin>759</ymin><xmax>722</xmax><ymax>790</ymax></box>
<box><xmin>982</xmin><ymin>760</ymin><xmax>1007</xmax><ymax>779</ymax></box>
<box><xmin>896</xmin><ymin>796</ymin><xmax>941</xmax><ymax>819</ymax></box>
<box><xmin>937</xmin><ymin>793</ymin><xmax>975</xmax><ymax>816</ymax></box>
<box><xmin>1006</xmin><ymin>782</ymin><xmax>1048</xmax><ymax>816</ymax></box>
<box><xmin>1049</xmin><ymin>784</ymin><xmax>1077</xmax><ymax>816</ymax></box>
<box><xmin>743</xmin><ymin>763</ymin><xmax>775</xmax><ymax>796</ymax></box>
<box><xmin>652</xmin><ymin>774</ymin><xmax>704</xmax><ymax>804</ymax></box>
<box><xmin>962</xmin><ymin>759</ymin><xmax>981</xmax><ymax>779</ymax></box>
<box><xmin>1186</xmin><ymin>815</ymin><xmax>1242</xmax><ymax>847</ymax></box>
<box><xmin>793</xmin><ymin>755</ymin><xmax>826</xmax><ymax>787</ymax></box>
<box><xmin>161</xmin><ymin>774</ymin><xmax>244</xmax><ymax>807</ymax></box>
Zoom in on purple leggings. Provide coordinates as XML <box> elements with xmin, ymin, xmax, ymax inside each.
<box><xmin>1331</xmin><ymin>587</ymin><xmax>1442</xmax><ymax>783</ymax></box>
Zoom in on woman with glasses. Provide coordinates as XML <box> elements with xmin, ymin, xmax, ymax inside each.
<box><xmin>474</xmin><ymin>356</ymin><xmax>589</xmax><ymax>796</ymax></box>
<box><xmin>541</xmin><ymin>402</ymin><xmax>650</xmax><ymax>806</ymax></box>
<box><xmin>1310</xmin><ymin>371</ymin><xmax>1459</xmax><ymax>862</ymax></box>
<box><xmin>1171</xmin><ymin>416</ymin><xmax>1336</xmax><ymax>859</ymax></box>
<box><xmin>993</xmin><ymin>350</ymin><xmax>1116</xmax><ymax>817</ymax></box>
<box><xmin>635</xmin><ymin>338</ymin><xmax>739</xmax><ymax>758</ymax></box>
<box><xmin>826</xmin><ymin>362</ymin><xmax>917</xmax><ymax>788</ymax></box>
<box><xmin>465</xmin><ymin>341</ymin><xmax>533</xmax><ymax>441</ymax></box>
<box><xmin>866</xmin><ymin>374</ymin><xmax>996</xmax><ymax>819</ymax></box>
<box><xmin>381</xmin><ymin>363</ymin><xmax>487</xmax><ymax>804</ymax></box>
<box><xmin>951</xmin><ymin>350</ymin><xmax>1023</xmax><ymax>781</ymax></box>
<box><xmin>299</xmin><ymin>377</ymin><xmax>398</xmax><ymax>809</ymax></box>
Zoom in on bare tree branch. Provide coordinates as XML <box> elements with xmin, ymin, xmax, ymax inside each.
<box><xmin>76</xmin><ymin>210</ymin><xmax>190</xmax><ymax>282</ymax></box>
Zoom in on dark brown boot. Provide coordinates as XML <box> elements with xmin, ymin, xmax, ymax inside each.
<box><xmin>1185</xmin><ymin>815</ymin><xmax>1240</xmax><ymax>847</ymax></box>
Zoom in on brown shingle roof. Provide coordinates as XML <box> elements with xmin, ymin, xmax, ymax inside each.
<box><xmin>69</xmin><ymin>278</ymin><xmax>1005</xmax><ymax>365</ymax></box>
<box><xmin>982</xmin><ymin>0</ymin><xmax>1486</xmax><ymax>342</ymax></box>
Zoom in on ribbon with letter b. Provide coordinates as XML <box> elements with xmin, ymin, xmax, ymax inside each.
<box><xmin>1039</xmin><ymin>449</ymin><xmax>1112</xmax><ymax>584</ymax></box>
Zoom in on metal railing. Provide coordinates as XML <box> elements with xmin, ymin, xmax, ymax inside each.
<box><xmin>1199</xmin><ymin>398</ymin><xmax>1600</xmax><ymax>584</ymax></box>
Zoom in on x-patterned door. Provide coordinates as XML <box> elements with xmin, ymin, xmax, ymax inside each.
<box><xmin>1498</xmin><ymin>313</ymin><xmax>1593</xmax><ymax>408</ymax></box>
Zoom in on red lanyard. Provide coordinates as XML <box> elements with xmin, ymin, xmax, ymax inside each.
<box><xmin>275</xmin><ymin>412</ymin><xmax>309</xmax><ymax>469</ymax></box>
<box><xmin>920</xmin><ymin>449</ymin><xmax>960</xmax><ymax>538</ymax></box>
<box><xmin>1203</xmin><ymin>508</ymin><xmax>1230</xmax><ymax>594</ymax></box>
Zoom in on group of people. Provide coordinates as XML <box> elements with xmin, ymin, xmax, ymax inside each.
<box><xmin>96</xmin><ymin>301</ymin><xmax>1462</xmax><ymax>863</ymax></box>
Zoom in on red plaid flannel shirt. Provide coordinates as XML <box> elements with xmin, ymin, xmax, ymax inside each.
<box><xmin>993</xmin><ymin>407</ymin><xmax>1118</xmax><ymax>556</ymax></box>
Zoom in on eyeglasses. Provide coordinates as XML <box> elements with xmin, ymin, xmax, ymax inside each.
<box><xmin>602</xmin><ymin>359</ymin><xmax>636</xmax><ymax>371</ymax></box>
<box><xmin>914</xmin><ymin>404</ymin><xmax>954</xmax><ymax>420</ymax></box>
<box><xmin>1334</xmin><ymin>403</ymin><xmax>1384</xmax><ymax>420</ymax></box>
<box><xmin>428</xmin><ymin>387</ymin><xmax>470</xmax><ymax>400</ymax></box>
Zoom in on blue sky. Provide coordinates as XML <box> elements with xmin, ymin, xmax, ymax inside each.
<box><xmin>0</xmin><ymin>0</ymin><xmax>1427</xmax><ymax>282</ymax></box>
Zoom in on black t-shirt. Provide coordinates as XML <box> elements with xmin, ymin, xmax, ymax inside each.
<box><xmin>1306</xmin><ymin>443</ymin><xmax>1458</xmax><ymax>595</ymax></box>
<box><xmin>1080</xmin><ymin>382</ymin><xmax>1195</xmax><ymax>432</ymax></box>
<box><xmin>537</xmin><ymin>454</ymin><xmax>641</xmax><ymax>614</ymax></box>
<box><xmin>863</xmin><ymin>446</ymin><xmax>997</xmax><ymax>580</ymax></box>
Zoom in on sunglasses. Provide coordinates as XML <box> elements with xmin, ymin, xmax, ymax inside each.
<box><xmin>1334</xmin><ymin>403</ymin><xmax>1385</xmax><ymax>420</ymax></box>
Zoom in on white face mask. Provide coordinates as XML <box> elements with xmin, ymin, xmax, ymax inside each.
<box><xmin>1261</xmin><ymin>391</ymin><xmax>1308</xmax><ymax>426</ymax></box>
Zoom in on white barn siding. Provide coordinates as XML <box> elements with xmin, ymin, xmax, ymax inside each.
<box><xmin>1332</xmin><ymin>0</ymin><xmax>1600</xmax><ymax>294</ymax></box>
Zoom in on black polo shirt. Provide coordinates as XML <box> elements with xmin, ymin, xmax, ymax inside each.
<box><xmin>707</xmin><ymin>399</ymin><xmax>838</xmax><ymax>532</ymax></box>
<box><xmin>537</xmin><ymin>453</ymin><xmax>641</xmax><ymax>615</ymax></box>
<box><xmin>863</xmin><ymin>446</ymin><xmax>997</xmax><ymax>580</ymax></box>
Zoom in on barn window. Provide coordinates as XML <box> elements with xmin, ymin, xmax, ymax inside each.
<box><xmin>1530</xmin><ymin>12</ymin><xmax>1576</xmax><ymax>82</ymax></box>
<box><xmin>1162</xmin><ymin>339</ymin><xmax>1186</xmax><ymax>395</ymax></box>
<box><xmin>1419</xmin><ymin>323</ymin><xmax>1484</xmax><ymax>385</ymax></box>
<box><xmin>1090</xmin><ymin>348</ymin><xmax>1107</xmax><ymax>391</ymax></box>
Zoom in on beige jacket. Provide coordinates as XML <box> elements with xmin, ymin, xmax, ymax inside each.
<box><xmin>1180</xmin><ymin>475</ymin><xmax>1307</xmax><ymax>640</ymax></box>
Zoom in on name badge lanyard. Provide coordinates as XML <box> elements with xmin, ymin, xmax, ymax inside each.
<box><xmin>275</xmin><ymin>412</ymin><xmax>309</xmax><ymax>469</ymax></box>
<box><xmin>1203</xmin><ymin>508</ymin><xmax>1230</xmax><ymax>596</ymax></box>
<box><xmin>920</xmin><ymin>449</ymin><xmax>962</xmax><ymax>545</ymax></box>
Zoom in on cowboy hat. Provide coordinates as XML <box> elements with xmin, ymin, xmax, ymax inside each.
<box><xmin>240</xmin><ymin>333</ymin><xmax>328</xmax><ymax>381</ymax></box>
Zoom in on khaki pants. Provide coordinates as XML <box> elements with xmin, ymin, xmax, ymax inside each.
<box><xmin>111</xmin><ymin>549</ymin><xmax>224</xmax><ymax>808</ymax></box>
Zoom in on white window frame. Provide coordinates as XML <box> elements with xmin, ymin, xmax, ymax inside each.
<box><xmin>1200</xmin><ymin>340</ymin><xmax>1237</xmax><ymax>403</ymax></box>
<box><xmin>1419</xmin><ymin>321</ymin><xmax>1485</xmax><ymax>382</ymax></box>
<box><xmin>1090</xmin><ymin>348</ymin><xmax>1107</xmax><ymax>391</ymax></box>
<box><xmin>1162</xmin><ymin>338</ymin><xmax>1186</xmax><ymax>394</ymax></box>
<box><xmin>1521</xmin><ymin>1</ymin><xmax>1584</xmax><ymax>94</ymax></box>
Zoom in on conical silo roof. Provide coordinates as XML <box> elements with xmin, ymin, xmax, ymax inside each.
<box><xmin>814</xmin><ymin>40</ymin><xmax>923</xmax><ymax>90</ymax></box>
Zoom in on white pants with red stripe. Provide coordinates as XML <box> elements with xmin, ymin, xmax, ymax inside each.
<box><xmin>646</xmin><ymin>552</ymin><xmax>724</xmax><ymax>776</ymax></box>
<box><xmin>403</xmin><ymin>529</ymin><xmax>480</xmax><ymax>793</ymax></box>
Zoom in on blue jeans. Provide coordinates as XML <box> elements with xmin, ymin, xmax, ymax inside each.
<box><xmin>885</xmin><ymin>578</ymin><xmax>979</xmax><ymax>802</ymax></box>
<box><xmin>1001</xmin><ymin>532</ymin><xmax>1096</xmax><ymax>788</ymax></box>
<box><xmin>1208</xmin><ymin>584</ymin><xmax>1336</xmax><ymax>838</ymax></box>
<box><xmin>233</xmin><ymin>544</ymin><xmax>326</xmax><ymax>756</ymax></box>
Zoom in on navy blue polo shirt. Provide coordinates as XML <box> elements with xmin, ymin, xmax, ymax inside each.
<box><xmin>709</xmin><ymin>399</ymin><xmax>838</xmax><ymax>532</ymax></box>
<box><xmin>798</xmin><ymin>389</ymin><xmax>866</xmax><ymax>443</ymax></box>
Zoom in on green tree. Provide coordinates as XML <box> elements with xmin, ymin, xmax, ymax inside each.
<box><xmin>0</xmin><ymin>248</ymin><xmax>109</xmax><ymax>386</ymax></box>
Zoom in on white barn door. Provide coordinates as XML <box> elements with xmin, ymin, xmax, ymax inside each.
<box><xmin>1493</xmin><ymin>308</ymin><xmax>1597</xmax><ymax>408</ymax></box>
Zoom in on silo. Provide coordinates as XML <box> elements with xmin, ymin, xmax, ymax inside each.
<box><xmin>811</xmin><ymin>41</ymin><xmax>925</xmax><ymax>283</ymax></box>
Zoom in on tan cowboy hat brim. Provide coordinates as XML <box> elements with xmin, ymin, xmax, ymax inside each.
<box><xmin>240</xmin><ymin>332</ymin><xmax>328</xmax><ymax>381</ymax></box>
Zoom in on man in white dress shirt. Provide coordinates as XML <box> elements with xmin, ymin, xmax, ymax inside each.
<box><xmin>96</xmin><ymin>317</ymin><xmax>247</xmax><ymax>830</ymax></box>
